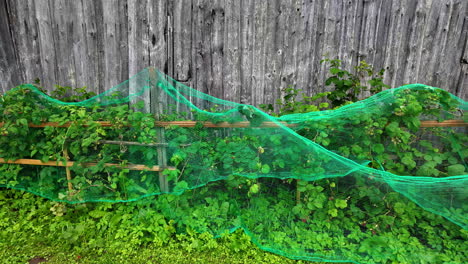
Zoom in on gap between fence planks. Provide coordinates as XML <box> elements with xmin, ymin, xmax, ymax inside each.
<box><xmin>0</xmin><ymin>158</ymin><xmax>176</xmax><ymax>172</ymax></box>
<box><xmin>0</xmin><ymin>120</ymin><xmax>466</xmax><ymax>128</ymax></box>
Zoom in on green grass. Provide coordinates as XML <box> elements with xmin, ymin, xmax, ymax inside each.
<box><xmin>0</xmin><ymin>189</ymin><xmax>321</xmax><ymax>264</ymax></box>
<box><xmin>0</xmin><ymin>238</ymin><xmax>311</xmax><ymax>264</ymax></box>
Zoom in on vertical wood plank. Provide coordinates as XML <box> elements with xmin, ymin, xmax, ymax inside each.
<box><xmin>457</xmin><ymin>24</ymin><xmax>468</xmax><ymax>100</ymax></box>
<box><xmin>78</xmin><ymin>0</ymin><xmax>101</xmax><ymax>91</ymax></box>
<box><xmin>101</xmin><ymin>0</ymin><xmax>128</xmax><ymax>91</ymax></box>
<box><xmin>0</xmin><ymin>0</ymin><xmax>22</xmax><ymax>91</ymax></box>
<box><xmin>128</xmin><ymin>0</ymin><xmax>150</xmax><ymax>111</ymax></box>
<box><xmin>223</xmin><ymin>0</ymin><xmax>242</xmax><ymax>103</ymax></box>
<box><xmin>239</xmin><ymin>0</ymin><xmax>254</xmax><ymax>104</ymax></box>
<box><xmin>437</xmin><ymin>0</ymin><xmax>467</xmax><ymax>97</ymax></box>
<box><xmin>250</xmin><ymin>1</ymin><xmax>267</xmax><ymax>106</ymax></box>
<box><xmin>262</xmin><ymin>0</ymin><xmax>282</xmax><ymax>106</ymax></box>
<box><xmin>173</xmin><ymin>0</ymin><xmax>192</xmax><ymax>82</ymax></box>
<box><xmin>148</xmin><ymin>0</ymin><xmax>169</xmax><ymax>116</ymax></box>
<box><xmin>148</xmin><ymin>0</ymin><xmax>167</xmax><ymax>70</ymax></box>
<box><xmin>35</xmin><ymin>0</ymin><xmax>57</xmax><ymax>90</ymax></box>
<box><xmin>6</xmin><ymin>0</ymin><xmax>42</xmax><ymax>88</ymax></box>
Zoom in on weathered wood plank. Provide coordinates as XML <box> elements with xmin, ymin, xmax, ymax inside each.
<box><xmin>251</xmin><ymin>0</ymin><xmax>267</xmax><ymax>106</ymax></box>
<box><xmin>458</xmin><ymin>24</ymin><xmax>468</xmax><ymax>99</ymax></box>
<box><xmin>223</xmin><ymin>0</ymin><xmax>241</xmax><ymax>103</ymax></box>
<box><xmin>34</xmin><ymin>0</ymin><xmax>57</xmax><ymax>90</ymax></box>
<box><xmin>127</xmin><ymin>0</ymin><xmax>151</xmax><ymax>112</ymax></box>
<box><xmin>148</xmin><ymin>0</ymin><xmax>169</xmax><ymax>115</ymax></box>
<box><xmin>173</xmin><ymin>0</ymin><xmax>191</xmax><ymax>82</ymax></box>
<box><xmin>0</xmin><ymin>0</ymin><xmax>22</xmax><ymax>92</ymax></box>
<box><xmin>0</xmin><ymin>0</ymin><xmax>467</xmax><ymax>102</ymax></box>
<box><xmin>106</xmin><ymin>1</ymin><xmax>127</xmax><ymax>91</ymax></box>
<box><xmin>191</xmin><ymin>0</ymin><xmax>210</xmax><ymax>105</ymax></box>
<box><xmin>79</xmin><ymin>0</ymin><xmax>102</xmax><ymax>91</ymax></box>
<box><xmin>239</xmin><ymin>0</ymin><xmax>254</xmax><ymax>104</ymax></box>
<box><xmin>5</xmin><ymin>0</ymin><xmax>42</xmax><ymax>90</ymax></box>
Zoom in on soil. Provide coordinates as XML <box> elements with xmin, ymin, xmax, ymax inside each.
<box><xmin>28</xmin><ymin>256</ymin><xmax>48</xmax><ymax>264</ymax></box>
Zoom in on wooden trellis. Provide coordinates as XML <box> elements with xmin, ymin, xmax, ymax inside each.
<box><xmin>0</xmin><ymin>119</ymin><xmax>465</xmax><ymax>194</ymax></box>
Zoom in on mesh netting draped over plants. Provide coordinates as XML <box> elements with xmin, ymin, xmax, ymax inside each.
<box><xmin>0</xmin><ymin>68</ymin><xmax>467</xmax><ymax>263</ymax></box>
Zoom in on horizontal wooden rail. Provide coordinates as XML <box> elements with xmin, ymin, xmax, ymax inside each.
<box><xmin>419</xmin><ymin>120</ymin><xmax>467</xmax><ymax>127</ymax></box>
<box><xmin>0</xmin><ymin>120</ymin><xmax>465</xmax><ymax>128</ymax></box>
<box><xmin>0</xmin><ymin>121</ymin><xmax>295</xmax><ymax>128</ymax></box>
<box><xmin>98</xmin><ymin>140</ymin><xmax>191</xmax><ymax>147</ymax></box>
<box><xmin>0</xmin><ymin>158</ymin><xmax>176</xmax><ymax>172</ymax></box>
<box><xmin>99</xmin><ymin>140</ymin><xmax>168</xmax><ymax>147</ymax></box>
<box><xmin>156</xmin><ymin>121</ymin><xmax>296</xmax><ymax>128</ymax></box>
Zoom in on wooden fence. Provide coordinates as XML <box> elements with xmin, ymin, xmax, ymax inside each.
<box><xmin>1</xmin><ymin>0</ymin><xmax>467</xmax><ymax>104</ymax></box>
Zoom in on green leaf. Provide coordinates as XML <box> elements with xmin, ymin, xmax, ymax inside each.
<box><xmin>261</xmin><ymin>164</ymin><xmax>271</xmax><ymax>174</ymax></box>
<box><xmin>249</xmin><ymin>183</ymin><xmax>260</xmax><ymax>194</ymax></box>
<box><xmin>447</xmin><ymin>164</ymin><xmax>465</xmax><ymax>176</ymax></box>
<box><xmin>373</xmin><ymin>144</ymin><xmax>384</xmax><ymax>154</ymax></box>
<box><xmin>321</xmin><ymin>138</ymin><xmax>330</xmax><ymax>146</ymax></box>
<box><xmin>328</xmin><ymin>208</ymin><xmax>338</xmax><ymax>217</ymax></box>
<box><xmin>325</xmin><ymin>76</ymin><xmax>338</xmax><ymax>86</ymax></box>
<box><xmin>30</xmin><ymin>149</ymin><xmax>38</xmax><ymax>157</ymax></box>
<box><xmin>89</xmin><ymin>210</ymin><xmax>107</xmax><ymax>219</ymax></box>
<box><xmin>401</xmin><ymin>155</ymin><xmax>416</xmax><ymax>169</ymax></box>
<box><xmin>133</xmin><ymin>100</ymin><xmax>145</xmax><ymax>109</ymax></box>
<box><xmin>17</xmin><ymin>118</ymin><xmax>28</xmax><ymax>127</ymax></box>
<box><xmin>174</xmin><ymin>181</ymin><xmax>189</xmax><ymax>192</ymax></box>
<box><xmin>432</xmin><ymin>155</ymin><xmax>443</xmax><ymax>164</ymax></box>
<box><xmin>335</xmin><ymin>199</ymin><xmax>348</xmax><ymax>209</ymax></box>
<box><xmin>394</xmin><ymin>202</ymin><xmax>405</xmax><ymax>214</ymax></box>
<box><xmin>330</xmin><ymin>68</ymin><xmax>341</xmax><ymax>75</ymax></box>
<box><xmin>351</xmin><ymin>145</ymin><xmax>363</xmax><ymax>154</ymax></box>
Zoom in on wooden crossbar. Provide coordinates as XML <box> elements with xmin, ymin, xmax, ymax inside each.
<box><xmin>419</xmin><ymin>120</ymin><xmax>467</xmax><ymax>127</ymax></box>
<box><xmin>0</xmin><ymin>121</ymin><xmax>295</xmax><ymax>128</ymax></box>
<box><xmin>156</xmin><ymin>121</ymin><xmax>294</xmax><ymax>128</ymax></box>
<box><xmin>0</xmin><ymin>158</ymin><xmax>176</xmax><ymax>172</ymax></box>
<box><xmin>0</xmin><ymin>120</ymin><xmax>465</xmax><ymax>128</ymax></box>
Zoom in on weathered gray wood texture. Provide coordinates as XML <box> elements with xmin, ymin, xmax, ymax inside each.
<box><xmin>1</xmin><ymin>0</ymin><xmax>467</xmax><ymax>103</ymax></box>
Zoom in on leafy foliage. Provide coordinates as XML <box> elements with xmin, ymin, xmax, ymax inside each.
<box><xmin>260</xmin><ymin>86</ymin><xmax>330</xmax><ymax>115</ymax></box>
<box><xmin>0</xmin><ymin>189</ymin><xmax>308</xmax><ymax>264</ymax></box>
<box><xmin>0</xmin><ymin>74</ymin><xmax>466</xmax><ymax>263</ymax></box>
<box><xmin>321</xmin><ymin>58</ymin><xmax>390</xmax><ymax>107</ymax></box>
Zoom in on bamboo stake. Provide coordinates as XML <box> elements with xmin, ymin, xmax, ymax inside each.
<box><xmin>296</xmin><ymin>180</ymin><xmax>301</xmax><ymax>204</ymax></box>
<box><xmin>0</xmin><ymin>158</ymin><xmax>176</xmax><ymax>171</ymax></box>
<box><xmin>63</xmin><ymin>147</ymin><xmax>73</xmax><ymax>192</ymax></box>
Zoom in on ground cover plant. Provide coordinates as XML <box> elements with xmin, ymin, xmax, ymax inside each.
<box><xmin>0</xmin><ymin>63</ymin><xmax>466</xmax><ymax>263</ymax></box>
<box><xmin>0</xmin><ymin>188</ymin><xmax>310</xmax><ymax>264</ymax></box>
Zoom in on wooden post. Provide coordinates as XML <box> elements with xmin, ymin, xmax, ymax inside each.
<box><xmin>296</xmin><ymin>180</ymin><xmax>301</xmax><ymax>204</ymax></box>
<box><xmin>149</xmin><ymin>67</ymin><xmax>170</xmax><ymax>193</ymax></box>
<box><xmin>62</xmin><ymin>147</ymin><xmax>73</xmax><ymax>192</ymax></box>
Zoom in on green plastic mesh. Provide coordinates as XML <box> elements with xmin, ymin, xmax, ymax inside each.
<box><xmin>0</xmin><ymin>68</ymin><xmax>467</xmax><ymax>263</ymax></box>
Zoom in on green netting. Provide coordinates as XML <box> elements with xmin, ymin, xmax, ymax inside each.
<box><xmin>0</xmin><ymin>68</ymin><xmax>467</xmax><ymax>263</ymax></box>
